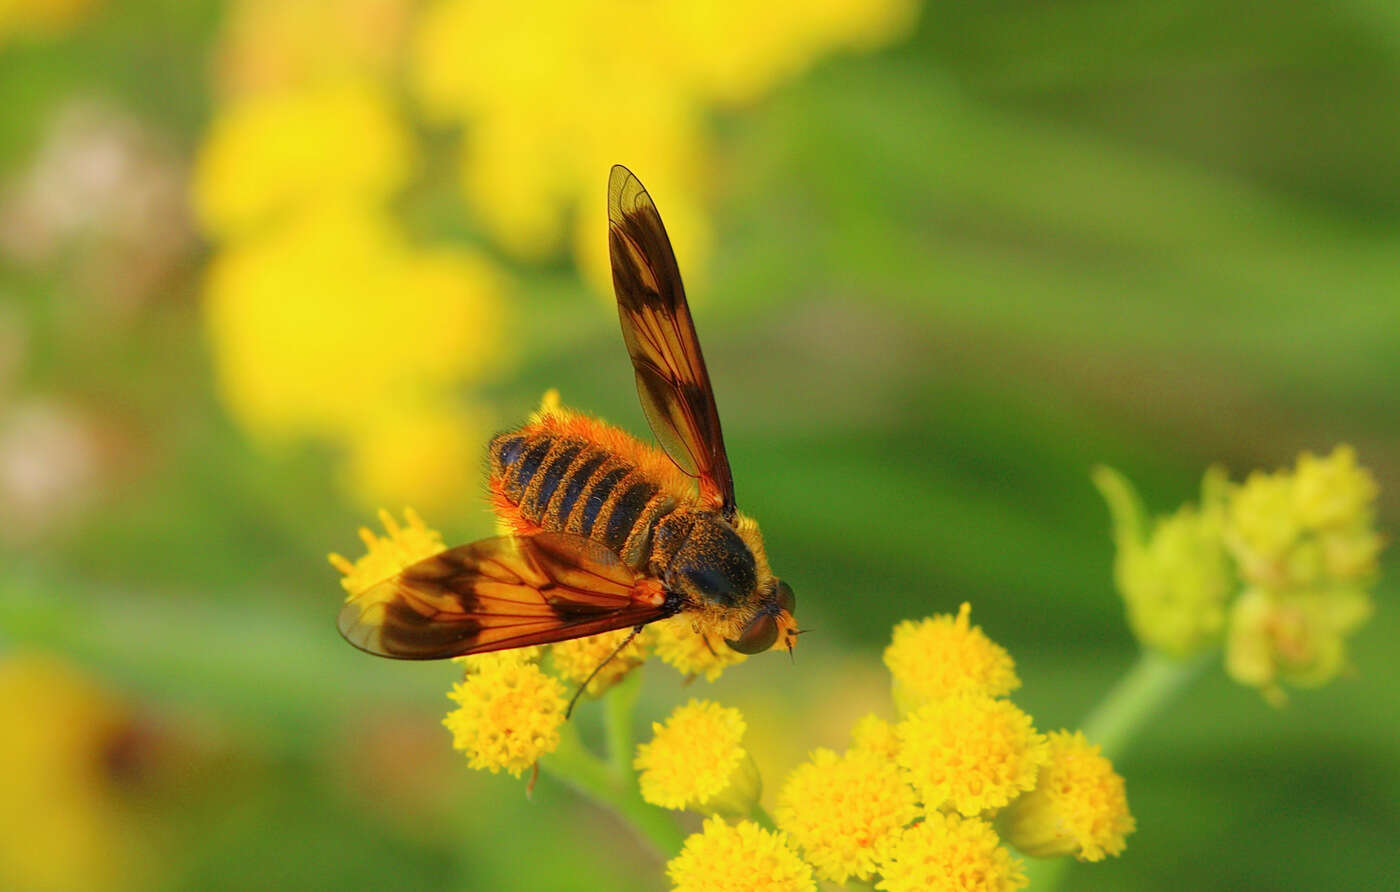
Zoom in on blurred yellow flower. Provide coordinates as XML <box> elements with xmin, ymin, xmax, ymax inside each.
<box><xmin>204</xmin><ymin>204</ymin><xmax>505</xmax><ymax>510</ymax></box>
<box><xmin>635</xmin><ymin>699</ymin><xmax>758</xmax><ymax>814</ymax></box>
<box><xmin>849</xmin><ymin>713</ymin><xmax>901</xmax><ymax>761</ymax></box>
<box><xmin>1094</xmin><ymin>465</ymin><xmax>1233</xmax><ymax>657</ymax></box>
<box><xmin>192</xmin><ymin>80</ymin><xmax>412</xmax><ymax>239</ymax></box>
<box><xmin>329</xmin><ymin>507</ymin><xmax>445</xmax><ymax>597</ymax></box>
<box><xmin>876</xmin><ymin>813</ymin><xmax>1026</xmax><ymax>892</ymax></box>
<box><xmin>443</xmin><ymin>661</ymin><xmax>567</xmax><ymax>776</ymax></box>
<box><xmin>884</xmin><ymin>602</ymin><xmax>1020</xmax><ymax>712</ymax></box>
<box><xmin>408</xmin><ymin>0</ymin><xmax>918</xmax><ymax>293</ymax></box>
<box><xmin>897</xmin><ymin>695</ymin><xmax>1048</xmax><ymax>816</ymax></box>
<box><xmin>1225</xmin><ymin>445</ymin><xmax>1381</xmax><ymax>589</ymax></box>
<box><xmin>1225</xmin><ymin>585</ymin><xmax>1373</xmax><ymax>705</ymax></box>
<box><xmin>775</xmin><ymin>747</ymin><xmax>917</xmax><ymax>883</ymax></box>
<box><xmin>551</xmin><ymin>627</ymin><xmax>651</xmax><ymax>698</ymax></box>
<box><xmin>998</xmin><ymin>730</ymin><xmax>1135</xmax><ymax>862</ymax></box>
<box><xmin>667</xmin><ymin>817</ymin><xmax>815</xmax><ymax>892</ymax></box>
<box><xmin>213</xmin><ymin>0</ymin><xmax>412</xmax><ymax>98</ymax></box>
<box><xmin>651</xmin><ymin>614</ymin><xmax>748</xmax><ymax>681</ymax></box>
<box><xmin>0</xmin><ymin>652</ymin><xmax>146</xmax><ymax>892</ymax></box>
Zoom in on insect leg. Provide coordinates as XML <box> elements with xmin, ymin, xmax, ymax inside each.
<box><xmin>564</xmin><ymin>623</ymin><xmax>648</xmax><ymax>719</ymax></box>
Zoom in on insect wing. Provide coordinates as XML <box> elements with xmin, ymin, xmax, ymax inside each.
<box><xmin>607</xmin><ymin>164</ymin><xmax>736</xmax><ymax>518</ymax></box>
<box><xmin>337</xmin><ymin>532</ymin><xmax>670</xmax><ymax>659</ymax></box>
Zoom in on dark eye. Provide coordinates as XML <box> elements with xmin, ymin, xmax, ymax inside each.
<box><xmin>775</xmin><ymin>580</ymin><xmax>795</xmax><ymax>614</ymax></box>
<box><xmin>726</xmin><ymin>612</ymin><xmax>778</xmax><ymax>654</ymax></box>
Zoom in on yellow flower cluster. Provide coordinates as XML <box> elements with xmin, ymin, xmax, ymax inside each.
<box><xmin>193</xmin><ymin>0</ymin><xmax>506</xmax><ymax>514</ymax></box>
<box><xmin>636</xmin><ymin>700</ymin><xmax>759</xmax><ymax>815</ymax></box>
<box><xmin>0</xmin><ymin>652</ymin><xmax>148</xmax><ymax>892</ymax></box>
<box><xmin>443</xmin><ymin>656</ymin><xmax>567</xmax><ymax>777</ymax></box>
<box><xmin>1097</xmin><ymin>446</ymin><xmax>1382</xmax><ymax>702</ymax></box>
<box><xmin>408</xmin><ymin>0</ymin><xmax>919</xmax><ymax>293</ymax></box>
<box><xmin>656</xmin><ymin>603</ymin><xmax>1132</xmax><ymax>890</ymax></box>
<box><xmin>667</xmin><ymin>817</ymin><xmax>815</xmax><ymax>892</ymax></box>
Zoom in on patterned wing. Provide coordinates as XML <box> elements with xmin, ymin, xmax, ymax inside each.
<box><xmin>337</xmin><ymin>532</ymin><xmax>672</xmax><ymax>660</ymax></box>
<box><xmin>608</xmin><ymin>164</ymin><xmax>736</xmax><ymax>518</ymax></box>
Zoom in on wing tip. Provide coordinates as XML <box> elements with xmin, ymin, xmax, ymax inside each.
<box><xmin>608</xmin><ymin>164</ymin><xmax>648</xmax><ymax>222</ymax></box>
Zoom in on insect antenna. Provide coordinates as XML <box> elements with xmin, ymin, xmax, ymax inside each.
<box><xmin>565</xmin><ymin>623</ymin><xmax>647</xmax><ymax>719</ymax></box>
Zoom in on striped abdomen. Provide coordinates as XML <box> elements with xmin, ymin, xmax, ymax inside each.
<box><xmin>489</xmin><ymin>432</ymin><xmax>679</xmax><ymax>568</ymax></box>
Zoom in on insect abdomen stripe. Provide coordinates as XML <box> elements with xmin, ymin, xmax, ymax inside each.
<box><xmin>552</xmin><ymin>450</ymin><xmax>608</xmax><ymax>528</ymax></box>
<box><xmin>522</xmin><ymin>441</ymin><xmax>584</xmax><ymax>521</ymax></box>
<box><xmin>578</xmin><ymin>466</ymin><xmax>630</xmax><ymax>535</ymax></box>
<box><xmin>602</xmin><ymin>481</ymin><xmax>659</xmax><ymax>552</ymax></box>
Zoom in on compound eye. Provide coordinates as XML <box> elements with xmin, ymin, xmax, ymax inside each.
<box><xmin>725</xmin><ymin>612</ymin><xmax>778</xmax><ymax>654</ymax></box>
<box><xmin>775</xmin><ymin>580</ymin><xmax>796</xmax><ymax>614</ymax></box>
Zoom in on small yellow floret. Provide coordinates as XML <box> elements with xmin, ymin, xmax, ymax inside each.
<box><xmin>897</xmin><ymin>695</ymin><xmax>1048</xmax><ymax>816</ymax></box>
<box><xmin>849</xmin><ymin>714</ymin><xmax>901</xmax><ymax>761</ymax></box>
<box><xmin>1094</xmin><ymin>466</ymin><xmax>1232</xmax><ymax>657</ymax></box>
<box><xmin>442</xmin><ymin>661</ymin><xmax>565</xmax><ymax>777</ymax></box>
<box><xmin>876</xmin><ymin>813</ymin><xmax>1026</xmax><ymax>892</ymax></box>
<box><xmin>1225</xmin><ymin>586</ymin><xmax>1373</xmax><ymax>704</ymax></box>
<box><xmin>329</xmin><ymin>507</ymin><xmax>444</xmax><ymax>597</ymax></box>
<box><xmin>667</xmin><ymin>817</ymin><xmax>815</xmax><ymax>892</ymax></box>
<box><xmin>452</xmin><ymin>648</ymin><xmax>542</xmax><ymax>673</ymax></box>
<box><xmin>884</xmin><ymin>603</ymin><xmax>1019</xmax><ymax>713</ymax></box>
<box><xmin>651</xmin><ymin>616</ymin><xmax>747</xmax><ymax>681</ymax></box>
<box><xmin>998</xmin><ymin>731</ymin><xmax>1135</xmax><ymax>861</ymax></box>
<box><xmin>1292</xmin><ymin>445</ymin><xmax>1378</xmax><ymax>531</ymax></box>
<box><xmin>775</xmin><ymin>747</ymin><xmax>917</xmax><ymax>883</ymax></box>
<box><xmin>550</xmin><ymin>628</ymin><xmax>650</xmax><ymax>696</ymax></box>
<box><xmin>635</xmin><ymin>700</ymin><xmax>756</xmax><ymax>814</ymax></box>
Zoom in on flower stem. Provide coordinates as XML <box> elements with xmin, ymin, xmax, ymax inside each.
<box><xmin>1081</xmin><ymin>648</ymin><xmax>1211</xmax><ymax>762</ymax></box>
<box><xmin>541</xmin><ymin>715</ymin><xmax>685</xmax><ymax>857</ymax></box>
<box><xmin>604</xmin><ymin>671</ymin><xmax>642</xmax><ymax>776</ymax></box>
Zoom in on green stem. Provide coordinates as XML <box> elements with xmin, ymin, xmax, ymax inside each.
<box><xmin>750</xmin><ymin>803</ymin><xmax>778</xmax><ymax>832</ymax></box>
<box><xmin>1024</xmin><ymin>649</ymin><xmax>1211</xmax><ymax>889</ymax></box>
<box><xmin>541</xmin><ymin>720</ymin><xmax>685</xmax><ymax>857</ymax></box>
<box><xmin>1080</xmin><ymin>648</ymin><xmax>1211</xmax><ymax>762</ymax></box>
<box><xmin>604</xmin><ymin>671</ymin><xmax>642</xmax><ymax>777</ymax></box>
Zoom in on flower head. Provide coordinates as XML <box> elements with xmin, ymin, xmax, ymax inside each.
<box><xmin>884</xmin><ymin>603</ymin><xmax>1019</xmax><ymax>713</ymax></box>
<box><xmin>192</xmin><ymin>79</ymin><xmax>411</xmax><ymax>238</ymax></box>
<box><xmin>442</xmin><ymin>660</ymin><xmax>566</xmax><ymax>776</ymax></box>
<box><xmin>667</xmin><ymin>817</ymin><xmax>815</xmax><ymax>892</ymax></box>
<box><xmin>635</xmin><ymin>699</ymin><xmax>757</xmax><ymax>814</ymax></box>
<box><xmin>775</xmin><ymin>747</ymin><xmax>917</xmax><ymax>883</ymax></box>
<box><xmin>997</xmin><ymin>731</ymin><xmax>1135</xmax><ymax>861</ymax></box>
<box><xmin>1225</xmin><ymin>586</ymin><xmax>1373</xmax><ymax>704</ymax></box>
<box><xmin>452</xmin><ymin>647</ymin><xmax>543</xmax><ymax>673</ymax></box>
<box><xmin>1224</xmin><ymin>446</ymin><xmax>1381</xmax><ymax>590</ymax></box>
<box><xmin>651</xmin><ymin>616</ymin><xmax>747</xmax><ymax>681</ymax></box>
<box><xmin>897</xmin><ymin>695</ymin><xmax>1048</xmax><ymax>816</ymax></box>
<box><xmin>876</xmin><ymin>813</ymin><xmax>1026</xmax><ymax>892</ymax></box>
<box><xmin>1094</xmin><ymin>465</ymin><xmax>1232</xmax><ymax>656</ymax></box>
<box><xmin>550</xmin><ymin>627</ymin><xmax>650</xmax><ymax>697</ymax></box>
<box><xmin>329</xmin><ymin>507</ymin><xmax>444</xmax><ymax>597</ymax></box>
<box><xmin>849</xmin><ymin>713</ymin><xmax>901</xmax><ymax>762</ymax></box>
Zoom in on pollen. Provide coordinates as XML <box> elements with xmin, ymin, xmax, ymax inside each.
<box><xmin>442</xmin><ymin>660</ymin><xmax>566</xmax><ymax>777</ymax></box>
<box><xmin>666</xmin><ymin>818</ymin><xmax>815</xmax><ymax>892</ymax></box>
<box><xmin>883</xmin><ymin>603</ymin><xmax>1019</xmax><ymax>712</ymax></box>
<box><xmin>651</xmin><ymin>615</ymin><xmax>747</xmax><ymax>682</ymax></box>
<box><xmin>329</xmin><ymin>507</ymin><xmax>444</xmax><ymax>598</ymax></box>
<box><xmin>896</xmin><ymin>695</ymin><xmax>1049</xmax><ymax>816</ymax></box>
<box><xmin>875</xmin><ymin>813</ymin><xmax>1027</xmax><ymax>892</ymax></box>
<box><xmin>550</xmin><ymin>628</ymin><xmax>650</xmax><ymax>697</ymax></box>
<box><xmin>635</xmin><ymin>699</ymin><xmax>754</xmax><ymax>812</ymax></box>
<box><xmin>775</xmin><ymin>747</ymin><xmax>917</xmax><ymax>884</ymax></box>
<box><xmin>998</xmin><ymin>730</ymin><xmax>1135</xmax><ymax>861</ymax></box>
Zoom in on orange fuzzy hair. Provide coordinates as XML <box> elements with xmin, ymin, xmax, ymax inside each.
<box><xmin>487</xmin><ymin>391</ymin><xmax>700</xmax><ymax>537</ymax></box>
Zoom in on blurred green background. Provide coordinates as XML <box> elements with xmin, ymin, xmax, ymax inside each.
<box><xmin>1</xmin><ymin>1</ymin><xmax>1397</xmax><ymax>890</ymax></box>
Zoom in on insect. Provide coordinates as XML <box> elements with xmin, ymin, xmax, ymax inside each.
<box><xmin>337</xmin><ymin>165</ymin><xmax>798</xmax><ymax>675</ymax></box>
